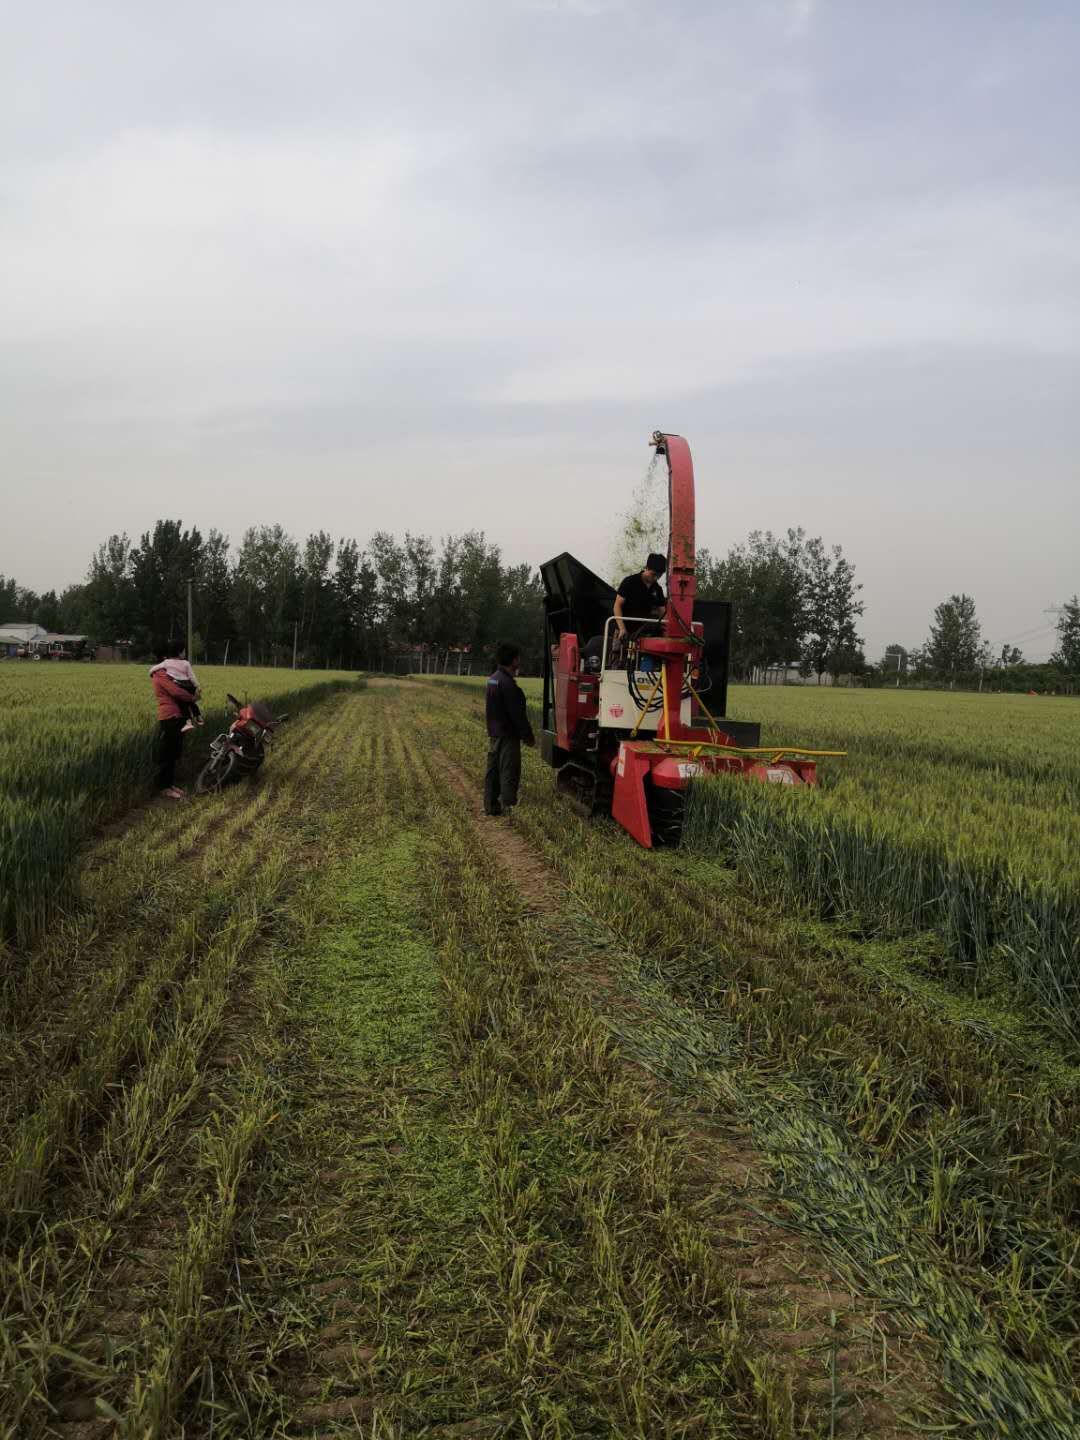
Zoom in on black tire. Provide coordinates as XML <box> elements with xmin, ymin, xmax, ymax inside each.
<box><xmin>196</xmin><ymin>751</ymin><xmax>237</xmax><ymax>795</ymax></box>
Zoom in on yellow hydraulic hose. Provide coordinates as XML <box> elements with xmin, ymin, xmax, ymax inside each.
<box><xmin>628</xmin><ymin>674</ymin><xmax>847</xmax><ymax>762</ymax></box>
<box><xmin>682</xmin><ymin>676</ymin><xmax>846</xmax><ymax>761</ymax></box>
<box><xmin>651</xmin><ymin>739</ymin><xmax>847</xmax><ymax>761</ymax></box>
<box><xmin>686</xmin><ymin>677</ymin><xmax>723</xmax><ymax>734</ymax></box>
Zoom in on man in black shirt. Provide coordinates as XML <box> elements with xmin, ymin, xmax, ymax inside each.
<box><xmin>484</xmin><ymin>641</ymin><xmax>535</xmax><ymax>817</ymax></box>
<box><xmin>614</xmin><ymin>553</ymin><xmax>667</xmax><ymax>641</ymax></box>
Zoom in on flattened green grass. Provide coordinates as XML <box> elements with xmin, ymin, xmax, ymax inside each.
<box><xmin>207</xmin><ymin>807</ymin><xmax>490</xmax><ymax>1436</ymax></box>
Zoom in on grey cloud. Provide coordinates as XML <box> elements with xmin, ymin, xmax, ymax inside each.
<box><xmin>1</xmin><ymin>0</ymin><xmax>1078</xmax><ymax>663</ymax></box>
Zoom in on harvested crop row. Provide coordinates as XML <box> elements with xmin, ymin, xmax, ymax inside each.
<box><xmin>8</xmin><ymin>673</ymin><xmax>1077</xmax><ymax>1436</ymax></box>
<box><xmin>201</xmin><ymin>701</ymin><xmax>495</xmax><ymax>1436</ymax></box>
<box><xmin>406</xmin><ymin>707</ymin><xmax>816</xmax><ymax>1435</ymax></box>
<box><xmin>201</xmin><ymin>691</ymin><xmax>857</xmax><ymax>1437</ymax></box>
<box><xmin>422</xmin><ymin>680</ymin><xmax>1080</xmax><ymax>1434</ymax></box>
<box><xmin>0</xmin><ymin>691</ymin><xmax>366</xmax><ymax>1439</ymax></box>
<box><xmin>417</xmin><ymin>742</ymin><xmax>946</xmax><ymax>1437</ymax></box>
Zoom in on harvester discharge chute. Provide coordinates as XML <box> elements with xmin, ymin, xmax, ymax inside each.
<box><xmin>539</xmin><ymin>431</ymin><xmax>843</xmax><ymax>848</ymax></box>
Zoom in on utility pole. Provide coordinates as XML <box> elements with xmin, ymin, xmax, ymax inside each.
<box><xmin>292</xmin><ymin>621</ymin><xmax>298</xmax><ymax>670</ymax></box>
<box><xmin>187</xmin><ymin>577</ymin><xmax>194</xmax><ymax>660</ymax></box>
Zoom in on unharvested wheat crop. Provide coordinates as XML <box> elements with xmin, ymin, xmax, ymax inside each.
<box><xmin>685</xmin><ymin>685</ymin><xmax>1080</xmax><ymax>1041</ymax></box>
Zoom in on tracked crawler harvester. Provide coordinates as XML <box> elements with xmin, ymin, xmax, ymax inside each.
<box><xmin>539</xmin><ymin>431</ymin><xmax>842</xmax><ymax>848</ymax></box>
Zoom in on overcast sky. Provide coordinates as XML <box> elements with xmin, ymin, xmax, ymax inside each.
<box><xmin>3</xmin><ymin>0</ymin><xmax>1078</xmax><ymax>659</ymax></box>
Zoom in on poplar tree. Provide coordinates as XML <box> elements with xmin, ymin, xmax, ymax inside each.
<box><xmin>926</xmin><ymin>594</ymin><xmax>982</xmax><ymax>681</ymax></box>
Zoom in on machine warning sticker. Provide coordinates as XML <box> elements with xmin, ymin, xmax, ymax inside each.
<box><xmin>617</xmin><ymin>746</ymin><xmax>626</xmax><ymax>776</ymax></box>
<box><xmin>766</xmin><ymin>767</ymin><xmax>797</xmax><ymax>785</ymax></box>
<box><xmin>608</xmin><ymin>705</ymin><xmax>624</xmax><ymax>719</ymax></box>
<box><xmin>677</xmin><ymin>762</ymin><xmax>702</xmax><ymax>778</ymax></box>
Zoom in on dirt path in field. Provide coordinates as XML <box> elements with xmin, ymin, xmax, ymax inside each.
<box><xmin>431</xmin><ymin>746</ymin><xmax>941</xmax><ymax>1438</ymax></box>
<box><xmin>439</xmin><ymin>755</ymin><xmax>562</xmax><ymax>913</ymax></box>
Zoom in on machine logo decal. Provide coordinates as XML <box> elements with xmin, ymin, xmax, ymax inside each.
<box><xmin>617</xmin><ymin>746</ymin><xmax>626</xmax><ymax>776</ymax></box>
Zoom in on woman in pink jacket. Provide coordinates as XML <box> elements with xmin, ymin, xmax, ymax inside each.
<box><xmin>150</xmin><ymin>640</ymin><xmax>201</xmax><ymax>798</ymax></box>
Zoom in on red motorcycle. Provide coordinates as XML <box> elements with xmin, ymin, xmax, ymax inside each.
<box><xmin>195</xmin><ymin>694</ymin><xmax>287</xmax><ymax>794</ymax></box>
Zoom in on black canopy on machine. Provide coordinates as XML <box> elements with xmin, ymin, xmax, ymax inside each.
<box><xmin>540</xmin><ymin>552</ymin><xmax>616</xmax><ymax>650</ymax></box>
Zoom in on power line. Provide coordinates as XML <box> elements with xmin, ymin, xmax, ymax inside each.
<box><xmin>984</xmin><ymin>622</ymin><xmax>1056</xmax><ymax>648</ymax></box>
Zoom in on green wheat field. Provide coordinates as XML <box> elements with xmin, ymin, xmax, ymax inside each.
<box><xmin>2</xmin><ymin>666</ymin><xmax>1079</xmax><ymax>1438</ymax></box>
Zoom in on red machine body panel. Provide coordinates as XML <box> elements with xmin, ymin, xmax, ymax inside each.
<box><xmin>610</xmin><ymin>743</ymin><xmax>654</xmax><ymax>848</ymax></box>
<box><xmin>611</xmin><ymin>740</ymin><xmax>821</xmax><ymax>848</ymax></box>
<box><xmin>554</xmin><ymin>633</ymin><xmax>599</xmax><ymax>752</ymax></box>
<box><xmin>554</xmin><ymin>633</ymin><xmax>580</xmax><ymax>750</ymax></box>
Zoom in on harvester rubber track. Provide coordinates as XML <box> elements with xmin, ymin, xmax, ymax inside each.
<box><xmin>556</xmin><ymin>761</ymin><xmax>614</xmax><ymax>821</ymax></box>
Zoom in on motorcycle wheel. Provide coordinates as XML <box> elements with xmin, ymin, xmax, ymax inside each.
<box><xmin>195</xmin><ymin>750</ymin><xmax>238</xmax><ymax>795</ymax></box>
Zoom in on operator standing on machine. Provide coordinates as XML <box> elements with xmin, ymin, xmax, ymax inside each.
<box><xmin>614</xmin><ymin>554</ymin><xmax>667</xmax><ymax>642</ymax></box>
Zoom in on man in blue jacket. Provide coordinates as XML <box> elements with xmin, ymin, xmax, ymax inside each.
<box><xmin>485</xmin><ymin>641</ymin><xmax>535</xmax><ymax>817</ymax></box>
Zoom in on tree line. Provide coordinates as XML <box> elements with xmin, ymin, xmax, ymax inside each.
<box><xmin>876</xmin><ymin>593</ymin><xmax>1080</xmax><ymax>693</ymax></box>
<box><xmin>12</xmin><ymin>517</ymin><xmax>1070</xmax><ymax>692</ymax></box>
<box><xmin>696</xmin><ymin>529</ymin><xmax>865</xmax><ymax>682</ymax></box>
<box><xmin>0</xmin><ymin>523</ymin><xmax>545</xmax><ymax>671</ymax></box>
<box><xmin>3</xmin><ymin>520</ymin><xmax>868</xmax><ymax>679</ymax></box>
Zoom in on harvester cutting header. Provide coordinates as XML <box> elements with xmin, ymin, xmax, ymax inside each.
<box><xmin>539</xmin><ymin>431</ymin><xmax>842</xmax><ymax>848</ymax></box>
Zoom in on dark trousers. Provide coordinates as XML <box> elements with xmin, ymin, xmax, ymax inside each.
<box><xmin>156</xmin><ymin>717</ymin><xmax>185</xmax><ymax>790</ymax></box>
<box><xmin>484</xmin><ymin>736</ymin><xmax>521</xmax><ymax>815</ymax></box>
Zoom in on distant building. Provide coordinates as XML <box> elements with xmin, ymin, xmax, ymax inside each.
<box><xmin>761</xmin><ymin>663</ymin><xmax>846</xmax><ymax>687</ymax></box>
<box><xmin>38</xmin><ymin>633</ymin><xmax>87</xmax><ymax>656</ymax></box>
<box><xmin>0</xmin><ymin>622</ymin><xmax>47</xmax><ymax>657</ymax></box>
<box><xmin>0</xmin><ymin>625</ymin><xmax>88</xmax><ymax>659</ymax></box>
